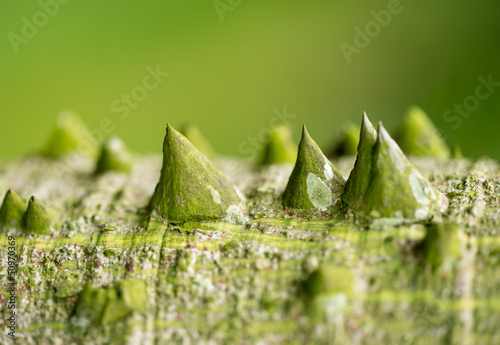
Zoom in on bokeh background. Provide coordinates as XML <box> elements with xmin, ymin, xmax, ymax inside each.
<box><xmin>1</xmin><ymin>0</ymin><xmax>499</xmax><ymax>160</ymax></box>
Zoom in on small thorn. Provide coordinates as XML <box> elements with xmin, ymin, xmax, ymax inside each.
<box><xmin>283</xmin><ymin>126</ymin><xmax>345</xmax><ymax>211</ymax></box>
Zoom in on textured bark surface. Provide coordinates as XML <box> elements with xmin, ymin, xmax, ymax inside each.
<box><xmin>0</xmin><ymin>153</ymin><xmax>499</xmax><ymax>344</ymax></box>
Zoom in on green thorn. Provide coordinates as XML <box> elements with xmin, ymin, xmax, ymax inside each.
<box><xmin>180</xmin><ymin>122</ymin><xmax>216</xmax><ymax>159</ymax></box>
<box><xmin>362</xmin><ymin>123</ymin><xmax>438</xmax><ymax>219</ymax></box>
<box><xmin>301</xmin><ymin>265</ymin><xmax>354</xmax><ymax>319</ymax></box>
<box><xmin>417</xmin><ymin>222</ymin><xmax>461</xmax><ymax>271</ymax></box>
<box><xmin>259</xmin><ymin>124</ymin><xmax>297</xmax><ymax>165</ymax></box>
<box><xmin>149</xmin><ymin>124</ymin><xmax>244</xmax><ymax>222</ymax></box>
<box><xmin>452</xmin><ymin>144</ymin><xmax>464</xmax><ymax>159</ymax></box>
<box><xmin>73</xmin><ymin>279</ymin><xmax>147</xmax><ymax>326</ymax></box>
<box><xmin>101</xmin><ymin>279</ymin><xmax>147</xmax><ymax>325</ymax></box>
<box><xmin>302</xmin><ymin>265</ymin><xmax>353</xmax><ymax>299</ymax></box>
<box><xmin>116</xmin><ymin>279</ymin><xmax>148</xmax><ymax>312</ymax></box>
<box><xmin>0</xmin><ymin>190</ymin><xmax>26</xmax><ymax>230</ymax></box>
<box><xmin>24</xmin><ymin>196</ymin><xmax>58</xmax><ymax>234</ymax></box>
<box><xmin>95</xmin><ymin>136</ymin><xmax>134</xmax><ymax>174</ymax></box>
<box><xmin>283</xmin><ymin>125</ymin><xmax>345</xmax><ymax>211</ymax></box>
<box><xmin>342</xmin><ymin>113</ymin><xmax>378</xmax><ymax>211</ymax></box>
<box><xmin>393</xmin><ymin>106</ymin><xmax>451</xmax><ymax>160</ymax></box>
<box><xmin>42</xmin><ymin>110</ymin><xmax>98</xmax><ymax>159</ymax></box>
<box><xmin>73</xmin><ymin>284</ymin><xmax>108</xmax><ymax>325</ymax></box>
<box><xmin>100</xmin><ymin>289</ymin><xmax>131</xmax><ymax>325</ymax></box>
<box><xmin>327</xmin><ymin>122</ymin><xmax>360</xmax><ymax>158</ymax></box>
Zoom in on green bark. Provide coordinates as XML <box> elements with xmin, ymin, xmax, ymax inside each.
<box><xmin>0</xmin><ymin>130</ymin><xmax>499</xmax><ymax>345</ymax></box>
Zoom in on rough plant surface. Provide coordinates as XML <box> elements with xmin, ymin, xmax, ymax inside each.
<box><xmin>283</xmin><ymin>126</ymin><xmax>345</xmax><ymax>211</ymax></box>
<box><xmin>0</xmin><ymin>151</ymin><xmax>500</xmax><ymax>345</ymax></box>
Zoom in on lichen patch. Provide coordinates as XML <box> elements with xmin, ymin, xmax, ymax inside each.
<box><xmin>224</xmin><ymin>205</ymin><xmax>248</xmax><ymax>224</ymax></box>
<box><xmin>415</xmin><ymin>207</ymin><xmax>429</xmax><ymax>219</ymax></box>
<box><xmin>208</xmin><ymin>186</ymin><xmax>221</xmax><ymax>204</ymax></box>
<box><xmin>409</xmin><ymin>169</ymin><xmax>434</xmax><ymax>206</ymax></box>
<box><xmin>306</xmin><ymin>173</ymin><xmax>333</xmax><ymax>210</ymax></box>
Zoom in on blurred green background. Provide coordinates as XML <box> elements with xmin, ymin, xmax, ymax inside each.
<box><xmin>1</xmin><ymin>0</ymin><xmax>499</xmax><ymax>160</ymax></box>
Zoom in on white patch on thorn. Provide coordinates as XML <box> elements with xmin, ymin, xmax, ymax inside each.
<box><xmin>108</xmin><ymin>137</ymin><xmax>123</xmax><ymax>151</ymax></box>
<box><xmin>306</xmin><ymin>173</ymin><xmax>333</xmax><ymax>211</ymax></box>
<box><xmin>409</xmin><ymin>169</ymin><xmax>434</xmax><ymax>206</ymax></box>
<box><xmin>324</xmin><ymin>162</ymin><xmax>334</xmax><ymax>181</ymax></box>
<box><xmin>415</xmin><ymin>207</ymin><xmax>429</xmax><ymax>219</ymax></box>
<box><xmin>234</xmin><ymin>186</ymin><xmax>246</xmax><ymax>202</ymax></box>
<box><xmin>208</xmin><ymin>186</ymin><xmax>221</xmax><ymax>204</ymax></box>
